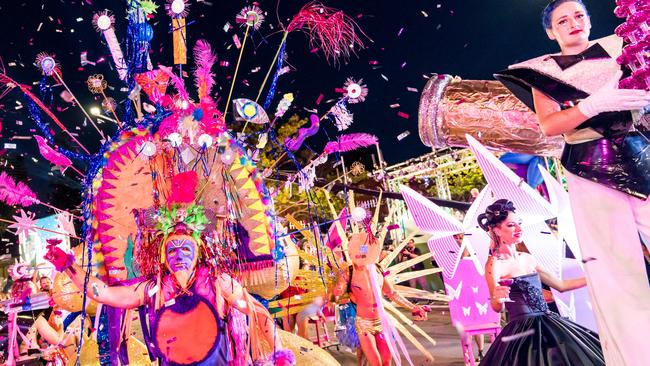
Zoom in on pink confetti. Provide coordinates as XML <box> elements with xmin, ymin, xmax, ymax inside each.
<box><xmin>310</xmin><ymin>47</ymin><xmax>319</xmax><ymax>54</ymax></box>
<box><xmin>397</xmin><ymin>111</ymin><xmax>410</xmax><ymax>119</ymax></box>
<box><xmin>406</xmin><ymin>87</ymin><xmax>418</xmax><ymax>92</ymax></box>
<box><xmin>397</xmin><ymin>27</ymin><xmax>404</xmax><ymax>37</ymax></box>
<box><xmin>369</xmin><ymin>60</ymin><xmax>379</xmax><ymax>65</ymax></box>
<box><xmin>315</xmin><ymin>94</ymin><xmax>324</xmax><ymax>105</ymax></box>
<box><xmin>219</xmin><ymin>61</ymin><xmax>230</xmax><ymax>67</ymax></box>
<box><xmin>401</xmin><ymin>62</ymin><xmax>407</xmax><ymax>68</ymax></box>
<box><xmin>233</xmin><ymin>34</ymin><xmax>241</xmax><ymax>49</ymax></box>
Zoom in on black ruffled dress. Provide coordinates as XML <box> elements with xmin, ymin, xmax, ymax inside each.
<box><xmin>481</xmin><ymin>273</ymin><xmax>604</xmax><ymax>365</ymax></box>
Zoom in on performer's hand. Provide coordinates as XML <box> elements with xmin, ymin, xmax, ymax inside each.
<box><xmin>411</xmin><ymin>304</ymin><xmax>429</xmax><ymax>321</ymax></box>
<box><xmin>44</xmin><ymin>240</ymin><xmax>74</xmax><ymax>272</ymax></box>
<box><xmin>493</xmin><ymin>285</ymin><xmax>511</xmax><ymax>303</ymax></box>
<box><xmin>578</xmin><ymin>70</ymin><xmax>650</xmax><ymax>118</ymax></box>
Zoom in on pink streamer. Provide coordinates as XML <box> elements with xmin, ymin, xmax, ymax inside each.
<box><xmin>102</xmin><ymin>28</ymin><xmax>127</xmax><ymax>80</ymax></box>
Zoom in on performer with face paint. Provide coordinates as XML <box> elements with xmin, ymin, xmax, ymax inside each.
<box><xmin>494</xmin><ymin>1</ymin><xmax>650</xmax><ymax>364</ymax></box>
<box><xmin>45</xmin><ymin>205</ymin><xmax>287</xmax><ymax>366</ymax></box>
<box><xmin>333</xmin><ymin>232</ymin><xmax>428</xmax><ymax>366</ymax></box>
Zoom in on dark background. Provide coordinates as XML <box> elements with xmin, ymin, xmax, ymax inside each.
<box><xmin>0</xmin><ymin>0</ymin><xmax>621</xmax><ymax>255</ymax></box>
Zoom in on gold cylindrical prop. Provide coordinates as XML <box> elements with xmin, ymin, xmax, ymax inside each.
<box><xmin>172</xmin><ymin>18</ymin><xmax>187</xmax><ymax>65</ymax></box>
<box><xmin>418</xmin><ymin>74</ymin><xmax>564</xmax><ymax>157</ymax></box>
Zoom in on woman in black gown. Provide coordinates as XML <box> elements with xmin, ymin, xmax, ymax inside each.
<box><xmin>479</xmin><ymin>199</ymin><xmax>604</xmax><ymax>365</ymax></box>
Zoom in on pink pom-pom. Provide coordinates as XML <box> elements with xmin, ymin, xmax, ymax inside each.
<box><xmin>168</xmin><ymin>171</ymin><xmax>198</xmax><ymax>205</ymax></box>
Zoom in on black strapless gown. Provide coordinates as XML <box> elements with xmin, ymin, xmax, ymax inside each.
<box><xmin>481</xmin><ymin>273</ymin><xmax>604</xmax><ymax>365</ymax></box>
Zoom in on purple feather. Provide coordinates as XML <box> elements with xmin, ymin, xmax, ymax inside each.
<box><xmin>323</xmin><ymin>133</ymin><xmax>378</xmax><ymax>154</ymax></box>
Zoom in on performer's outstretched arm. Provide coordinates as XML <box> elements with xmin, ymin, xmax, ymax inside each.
<box><xmin>382</xmin><ymin>276</ymin><xmax>427</xmax><ymax>319</ymax></box>
<box><xmin>536</xmin><ymin>264</ymin><xmax>586</xmax><ymax>292</ymax></box>
<box><xmin>45</xmin><ymin>245</ymin><xmax>145</xmax><ymax>309</ymax></box>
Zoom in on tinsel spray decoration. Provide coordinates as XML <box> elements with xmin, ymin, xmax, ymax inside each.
<box><xmin>93</xmin><ymin>11</ymin><xmax>128</xmax><ymax>80</ymax></box>
<box><xmin>614</xmin><ymin>0</ymin><xmax>650</xmax><ymax>90</ymax></box>
<box><xmin>166</xmin><ymin>0</ymin><xmax>190</xmax><ymax>66</ymax></box>
<box><xmin>255</xmin><ymin>2</ymin><xmax>367</xmax><ymax>106</ymax></box>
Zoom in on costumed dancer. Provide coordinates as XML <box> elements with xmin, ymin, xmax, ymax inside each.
<box><xmin>44</xmin><ymin>207</ymin><xmax>286</xmax><ymax>366</ymax></box>
<box><xmin>494</xmin><ymin>1</ymin><xmax>650</xmax><ymax>364</ymax></box>
<box><xmin>479</xmin><ymin>199</ymin><xmax>604</xmax><ymax>365</ymax></box>
<box><xmin>333</xmin><ymin>232</ymin><xmax>428</xmax><ymax>366</ymax></box>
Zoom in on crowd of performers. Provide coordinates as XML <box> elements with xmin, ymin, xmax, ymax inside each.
<box><xmin>1</xmin><ymin>0</ymin><xmax>650</xmax><ymax>365</ymax></box>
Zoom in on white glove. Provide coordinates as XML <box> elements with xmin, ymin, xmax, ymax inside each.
<box><xmin>578</xmin><ymin>70</ymin><xmax>650</xmax><ymax>118</ymax></box>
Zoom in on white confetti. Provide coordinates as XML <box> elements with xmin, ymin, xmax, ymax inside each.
<box><xmin>397</xmin><ymin>131</ymin><xmax>410</xmax><ymax>141</ymax></box>
<box><xmin>501</xmin><ymin>329</ymin><xmax>535</xmax><ymax>342</ymax></box>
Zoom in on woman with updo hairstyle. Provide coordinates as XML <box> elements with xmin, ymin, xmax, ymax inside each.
<box><xmin>477</xmin><ymin>199</ymin><xmax>604</xmax><ymax>365</ymax></box>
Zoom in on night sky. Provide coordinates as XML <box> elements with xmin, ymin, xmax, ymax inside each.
<box><xmin>0</xmin><ymin>0</ymin><xmax>620</xmax><ymax>209</ymax></box>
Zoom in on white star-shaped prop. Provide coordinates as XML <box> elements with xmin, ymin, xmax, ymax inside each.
<box><xmin>538</xmin><ymin>165</ymin><xmax>582</xmax><ymax>264</ymax></box>
<box><xmin>56</xmin><ymin>212</ymin><xmax>76</xmax><ymax>237</ymax></box>
<box><xmin>466</xmin><ymin>134</ymin><xmax>555</xmax><ymax>225</ymax></box>
<box><xmin>400</xmin><ymin>185</ymin><xmax>478</xmax><ymax>278</ymax></box>
<box><xmin>9</xmin><ymin>209</ymin><xmax>37</xmax><ymax>239</ymax></box>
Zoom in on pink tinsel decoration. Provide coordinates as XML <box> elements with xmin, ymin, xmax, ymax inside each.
<box><xmin>286</xmin><ymin>2</ymin><xmax>367</xmax><ymax>65</ymax></box>
<box><xmin>614</xmin><ymin>0</ymin><xmax>650</xmax><ymax>90</ymax></box>
<box><xmin>0</xmin><ymin>171</ymin><xmax>37</xmax><ymax>207</ymax></box>
<box><xmin>168</xmin><ymin>171</ymin><xmax>198</xmax><ymax>205</ymax></box>
<box><xmin>323</xmin><ymin>133</ymin><xmax>378</xmax><ymax>154</ymax></box>
<box><xmin>193</xmin><ymin>40</ymin><xmax>217</xmax><ymax>100</ymax></box>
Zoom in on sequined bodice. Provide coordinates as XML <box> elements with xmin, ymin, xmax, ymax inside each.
<box><xmin>504</xmin><ymin>272</ymin><xmax>549</xmax><ymax>319</ymax></box>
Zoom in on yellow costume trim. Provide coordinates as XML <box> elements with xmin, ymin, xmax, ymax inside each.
<box><xmin>355</xmin><ymin>316</ymin><xmax>383</xmax><ymax>336</ymax></box>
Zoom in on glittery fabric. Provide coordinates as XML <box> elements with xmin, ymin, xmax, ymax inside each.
<box><xmin>355</xmin><ymin>316</ymin><xmax>383</xmax><ymax>336</ymax></box>
<box><xmin>510</xmin><ymin>35</ymin><xmax>623</xmax><ymax>96</ymax></box>
<box><xmin>502</xmin><ymin>35</ymin><xmax>625</xmax><ymax>144</ymax></box>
